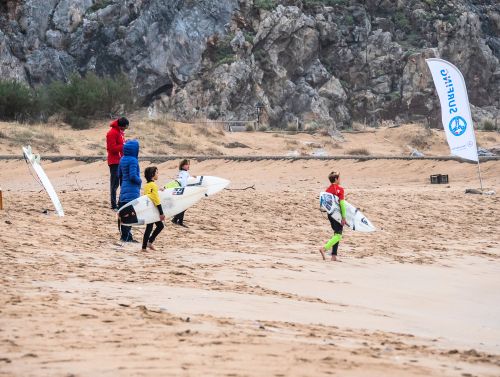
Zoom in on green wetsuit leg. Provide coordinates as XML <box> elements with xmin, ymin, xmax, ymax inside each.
<box><xmin>324</xmin><ymin>234</ymin><xmax>342</xmax><ymax>250</ymax></box>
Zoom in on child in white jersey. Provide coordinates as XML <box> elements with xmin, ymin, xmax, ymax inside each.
<box><xmin>171</xmin><ymin>159</ymin><xmax>193</xmax><ymax>227</ymax></box>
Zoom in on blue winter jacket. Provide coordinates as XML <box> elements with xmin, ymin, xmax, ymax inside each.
<box><xmin>118</xmin><ymin>140</ymin><xmax>142</xmax><ymax>203</ymax></box>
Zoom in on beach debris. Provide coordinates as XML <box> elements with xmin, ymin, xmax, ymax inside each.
<box><xmin>410</xmin><ymin>148</ymin><xmax>424</xmax><ymax>157</ymax></box>
<box><xmin>477</xmin><ymin>147</ymin><xmax>495</xmax><ymax>157</ymax></box>
<box><xmin>224</xmin><ymin>142</ymin><xmax>250</xmax><ymax>149</ymax></box>
<box><xmin>465</xmin><ymin>189</ymin><xmax>496</xmax><ymax>195</ymax></box>
<box><xmin>311</xmin><ymin>148</ymin><xmax>328</xmax><ymax>157</ymax></box>
<box><xmin>226</xmin><ymin>184</ymin><xmax>255</xmax><ymax>191</ymax></box>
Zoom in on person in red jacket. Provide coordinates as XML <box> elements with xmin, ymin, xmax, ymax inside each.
<box><xmin>106</xmin><ymin>117</ymin><xmax>128</xmax><ymax>210</ymax></box>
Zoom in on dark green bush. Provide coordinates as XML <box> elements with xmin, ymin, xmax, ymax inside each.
<box><xmin>481</xmin><ymin>119</ymin><xmax>497</xmax><ymax>131</ymax></box>
<box><xmin>394</xmin><ymin>11</ymin><xmax>410</xmax><ymax>32</ymax></box>
<box><xmin>304</xmin><ymin>0</ymin><xmax>348</xmax><ymax>6</ymax></box>
<box><xmin>214</xmin><ymin>34</ymin><xmax>236</xmax><ymax>65</ymax></box>
<box><xmin>254</xmin><ymin>0</ymin><xmax>276</xmax><ymax>11</ymax></box>
<box><xmin>0</xmin><ymin>81</ymin><xmax>37</xmax><ymax>121</ymax></box>
<box><xmin>63</xmin><ymin>112</ymin><xmax>91</xmax><ymax>130</ymax></box>
<box><xmin>45</xmin><ymin>72</ymin><xmax>133</xmax><ymax>119</ymax></box>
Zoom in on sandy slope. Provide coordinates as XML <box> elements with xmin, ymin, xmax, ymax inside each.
<box><xmin>0</xmin><ymin>154</ymin><xmax>499</xmax><ymax>376</ymax></box>
<box><xmin>0</xmin><ymin>118</ymin><xmax>498</xmax><ymax>157</ymax></box>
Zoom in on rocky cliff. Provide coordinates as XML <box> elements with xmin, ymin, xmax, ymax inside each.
<box><xmin>0</xmin><ymin>0</ymin><xmax>498</xmax><ymax>128</ymax></box>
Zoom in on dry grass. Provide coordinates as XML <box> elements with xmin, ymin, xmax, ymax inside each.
<box><xmin>203</xmin><ymin>146</ymin><xmax>224</xmax><ymax>156</ymax></box>
<box><xmin>2</xmin><ymin>124</ymin><xmax>63</xmax><ymax>152</ymax></box>
<box><xmin>174</xmin><ymin>141</ymin><xmax>197</xmax><ymax>153</ymax></box>
<box><xmin>346</xmin><ymin>148</ymin><xmax>370</xmax><ymax>156</ymax></box>
<box><xmin>483</xmin><ymin>135</ymin><xmax>497</xmax><ymax>142</ymax></box>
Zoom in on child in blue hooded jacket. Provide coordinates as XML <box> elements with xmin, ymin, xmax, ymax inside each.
<box><xmin>118</xmin><ymin>139</ymin><xmax>142</xmax><ymax>242</ymax></box>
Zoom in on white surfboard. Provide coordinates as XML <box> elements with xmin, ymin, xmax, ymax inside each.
<box><xmin>186</xmin><ymin>175</ymin><xmax>230</xmax><ymax>196</ymax></box>
<box><xmin>22</xmin><ymin>146</ymin><xmax>64</xmax><ymax>217</ymax></box>
<box><xmin>319</xmin><ymin>192</ymin><xmax>375</xmax><ymax>232</ymax></box>
<box><xmin>118</xmin><ymin>186</ymin><xmax>208</xmax><ymax>226</ymax></box>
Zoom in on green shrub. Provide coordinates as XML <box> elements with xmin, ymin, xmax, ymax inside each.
<box><xmin>0</xmin><ymin>81</ymin><xmax>37</xmax><ymax>121</ymax></box>
<box><xmin>481</xmin><ymin>119</ymin><xmax>497</xmax><ymax>131</ymax></box>
<box><xmin>394</xmin><ymin>11</ymin><xmax>410</xmax><ymax>32</ymax></box>
<box><xmin>88</xmin><ymin>0</ymin><xmax>113</xmax><ymax>13</ymax></box>
<box><xmin>245</xmin><ymin>123</ymin><xmax>255</xmax><ymax>132</ymax></box>
<box><xmin>44</xmin><ymin>72</ymin><xmax>134</xmax><ymax>127</ymax></box>
<box><xmin>243</xmin><ymin>31</ymin><xmax>255</xmax><ymax>45</ymax></box>
<box><xmin>304</xmin><ymin>0</ymin><xmax>348</xmax><ymax>6</ymax></box>
<box><xmin>63</xmin><ymin>113</ymin><xmax>91</xmax><ymax>130</ymax></box>
<box><xmin>258</xmin><ymin>125</ymin><xmax>268</xmax><ymax>132</ymax></box>
<box><xmin>212</xmin><ymin>33</ymin><xmax>237</xmax><ymax>66</ymax></box>
<box><xmin>254</xmin><ymin>0</ymin><xmax>277</xmax><ymax>11</ymax></box>
<box><xmin>45</xmin><ymin>72</ymin><xmax>133</xmax><ymax>118</ymax></box>
<box><xmin>0</xmin><ymin>73</ymin><xmax>134</xmax><ymax>127</ymax></box>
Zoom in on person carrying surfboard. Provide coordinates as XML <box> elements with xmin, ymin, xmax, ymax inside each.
<box><xmin>141</xmin><ymin>166</ymin><xmax>165</xmax><ymax>251</ymax></box>
<box><xmin>319</xmin><ymin>171</ymin><xmax>346</xmax><ymax>262</ymax></box>
<box><xmin>106</xmin><ymin>117</ymin><xmax>128</xmax><ymax>210</ymax></box>
<box><xmin>118</xmin><ymin>139</ymin><xmax>142</xmax><ymax>242</ymax></box>
<box><xmin>166</xmin><ymin>159</ymin><xmax>195</xmax><ymax>227</ymax></box>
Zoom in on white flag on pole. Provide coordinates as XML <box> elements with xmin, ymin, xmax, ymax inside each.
<box><xmin>426</xmin><ymin>58</ymin><xmax>479</xmax><ymax>162</ymax></box>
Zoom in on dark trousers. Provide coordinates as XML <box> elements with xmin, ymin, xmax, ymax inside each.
<box><xmin>328</xmin><ymin>214</ymin><xmax>343</xmax><ymax>256</ymax></box>
<box><xmin>109</xmin><ymin>164</ymin><xmax>120</xmax><ymax>209</ymax></box>
<box><xmin>142</xmin><ymin>221</ymin><xmax>165</xmax><ymax>249</ymax></box>
<box><xmin>173</xmin><ymin>210</ymin><xmax>185</xmax><ymax>224</ymax></box>
<box><xmin>118</xmin><ymin>201</ymin><xmax>133</xmax><ymax>241</ymax></box>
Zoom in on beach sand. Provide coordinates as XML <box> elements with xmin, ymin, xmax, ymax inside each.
<box><xmin>1</xmin><ymin>153</ymin><xmax>499</xmax><ymax>376</ymax></box>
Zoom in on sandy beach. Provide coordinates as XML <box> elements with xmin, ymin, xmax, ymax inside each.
<box><xmin>1</xmin><ymin>123</ymin><xmax>500</xmax><ymax>376</ymax></box>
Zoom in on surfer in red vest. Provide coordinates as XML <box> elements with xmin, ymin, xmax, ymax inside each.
<box><xmin>319</xmin><ymin>171</ymin><xmax>346</xmax><ymax>262</ymax></box>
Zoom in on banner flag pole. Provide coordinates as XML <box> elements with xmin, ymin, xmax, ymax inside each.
<box><xmin>426</xmin><ymin>58</ymin><xmax>485</xmax><ymax>190</ymax></box>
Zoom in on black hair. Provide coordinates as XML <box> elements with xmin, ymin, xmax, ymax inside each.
<box><xmin>328</xmin><ymin>171</ymin><xmax>340</xmax><ymax>183</ymax></box>
<box><xmin>144</xmin><ymin>166</ymin><xmax>158</xmax><ymax>183</ymax></box>
<box><xmin>118</xmin><ymin>117</ymin><xmax>129</xmax><ymax>128</ymax></box>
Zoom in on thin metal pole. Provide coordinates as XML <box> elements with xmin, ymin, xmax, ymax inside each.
<box><xmin>476</xmin><ymin>161</ymin><xmax>484</xmax><ymax>191</ymax></box>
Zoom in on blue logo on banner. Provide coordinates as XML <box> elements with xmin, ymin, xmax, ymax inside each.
<box><xmin>449</xmin><ymin>116</ymin><xmax>467</xmax><ymax>136</ymax></box>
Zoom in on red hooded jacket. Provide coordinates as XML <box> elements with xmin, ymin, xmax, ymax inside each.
<box><xmin>106</xmin><ymin>119</ymin><xmax>125</xmax><ymax>165</ymax></box>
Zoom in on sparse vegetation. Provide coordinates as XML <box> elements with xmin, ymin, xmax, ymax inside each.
<box><xmin>0</xmin><ymin>81</ymin><xmax>38</xmax><ymax>121</ymax></box>
<box><xmin>394</xmin><ymin>11</ymin><xmax>410</xmax><ymax>32</ymax></box>
<box><xmin>203</xmin><ymin>147</ymin><xmax>224</xmax><ymax>156</ymax></box>
<box><xmin>409</xmin><ymin>128</ymin><xmax>433</xmax><ymax>150</ymax></box>
<box><xmin>258</xmin><ymin>125</ymin><xmax>268</xmax><ymax>132</ymax></box>
<box><xmin>481</xmin><ymin>119</ymin><xmax>497</xmax><ymax>131</ymax></box>
<box><xmin>88</xmin><ymin>0</ymin><xmax>113</xmax><ymax>13</ymax></box>
<box><xmin>243</xmin><ymin>31</ymin><xmax>255</xmax><ymax>45</ymax></box>
<box><xmin>214</xmin><ymin>33</ymin><xmax>236</xmax><ymax>66</ymax></box>
<box><xmin>254</xmin><ymin>0</ymin><xmax>276</xmax><ymax>11</ymax></box>
<box><xmin>286</xmin><ymin>124</ymin><xmax>298</xmax><ymax>134</ymax></box>
<box><xmin>246</xmin><ymin>124</ymin><xmax>255</xmax><ymax>132</ymax></box>
<box><xmin>0</xmin><ymin>74</ymin><xmax>134</xmax><ymax>129</ymax></box>
<box><xmin>346</xmin><ymin>148</ymin><xmax>370</xmax><ymax>156</ymax></box>
<box><xmin>304</xmin><ymin>0</ymin><xmax>348</xmax><ymax>6</ymax></box>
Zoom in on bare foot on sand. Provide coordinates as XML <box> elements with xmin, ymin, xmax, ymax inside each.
<box><xmin>147</xmin><ymin>242</ymin><xmax>156</xmax><ymax>251</ymax></box>
<box><xmin>318</xmin><ymin>247</ymin><xmax>326</xmax><ymax>261</ymax></box>
<box><xmin>141</xmin><ymin>248</ymin><xmax>147</xmax><ymax>252</ymax></box>
<box><xmin>331</xmin><ymin>255</ymin><xmax>341</xmax><ymax>262</ymax></box>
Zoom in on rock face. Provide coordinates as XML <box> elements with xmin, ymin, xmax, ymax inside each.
<box><xmin>0</xmin><ymin>0</ymin><xmax>498</xmax><ymax>128</ymax></box>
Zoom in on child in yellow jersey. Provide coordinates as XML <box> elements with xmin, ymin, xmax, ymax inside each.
<box><xmin>142</xmin><ymin>166</ymin><xmax>165</xmax><ymax>252</ymax></box>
